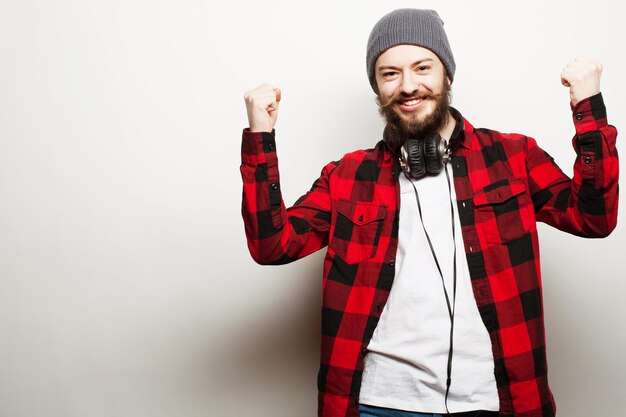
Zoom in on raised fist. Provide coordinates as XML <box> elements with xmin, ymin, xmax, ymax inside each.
<box><xmin>243</xmin><ymin>83</ymin><xmax>282</xmax><ymax>132</ymax></box>
<box><xmin>561</xmin><ymin>57</ymin><xmax>602</xmax><ymax>106</ymax></box>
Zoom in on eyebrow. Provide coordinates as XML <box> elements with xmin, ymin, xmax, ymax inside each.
<box><xmin>378</xmin><ymin>58</ymin><xmax>435</xmax><ymax>71</ymax></box>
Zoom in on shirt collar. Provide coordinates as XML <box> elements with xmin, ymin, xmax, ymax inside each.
<box><xmin>449</xmin><ymin>107</ymin><xmax>473</xmax><ymax>150</ymax></box>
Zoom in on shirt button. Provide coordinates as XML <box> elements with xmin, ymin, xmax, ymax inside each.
<box><xmin>376</xmin><ymin>303</ymin><xmax>383</xmax><ymax>311</ymax></box>
<box><xmin>387</xmin><ymin>260</ymin><xmax>395</xmax><ymax>267</ymax></box>
<box><xmin>266</xmin><ymin>143</ymin><xmax>274</xmax><ymax>151</ymax></box>
<box><xmin>270</xmin><ymin>183</ymin><xmax>279</xmax><ymax>190</ymax></box>
<box><xmin>358</xmin><ymin>214</ymin><xmax>364</xmax><ymax>222</ymax></box>
<box><xmin>576</xmin><ymin>113</ymin><xmax>583</xmax><ymax>121</ymax></box>
<box><xmin>584</xmin><ymin>156</ymin><xmax>592</xmax><ymax>164</ymax></box>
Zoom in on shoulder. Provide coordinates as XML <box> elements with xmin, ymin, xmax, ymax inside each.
<box><xmin>319</xmin><ymin>142</ymin><xmax>385</xmax><ymax>179</ymax></box>
<box><xmin>339</xmin><ymin>144</ymin><xmax>379</xmax><ymax>161</ymax></box>
<box><xmin>457</xmin><ymin>114</ymin><xmax>530</xmax><ymax>151</ymax></box>
<box><xmin>331</xmin><ymin>142</ymin><xmax>381</xmax><ymax>166</ymax></box>
<box><xmin>473</xmin><ymin>126</ymin><xmax>528</xmax><ymax>143</ymax></box>
<box><xmin>469</xmin><ymin>126</ymin><xmax>532</xmax><ymax>154</ymax></box>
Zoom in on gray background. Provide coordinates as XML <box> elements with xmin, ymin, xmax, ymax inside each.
<box><xmin>1</xmin><ymin>0</ymin><xmax>624</xmax><ymax>416</ymax></box>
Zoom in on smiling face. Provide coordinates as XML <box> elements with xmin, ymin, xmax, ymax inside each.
<box><xmin>375</xmin><ymin>44</ymin><xmax>451</xmax><ymax>148</ymax></box>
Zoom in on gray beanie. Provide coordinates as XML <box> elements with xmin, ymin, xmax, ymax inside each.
<box><xmin>366</xmin><ymin>9</ymin><xmax>456</xmax><ymax>92</ymax></box>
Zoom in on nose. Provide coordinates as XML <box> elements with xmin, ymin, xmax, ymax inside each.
<box><xmin>400</xmin><ymin>70</ymin><xmax>420</xmax><ymax>95</ymax></box>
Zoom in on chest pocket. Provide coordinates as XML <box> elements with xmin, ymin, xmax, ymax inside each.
<box><xmin>473</xmin><ymin>178</ymin><xmax>533</xmax><ymax>244</ymax></box>
<box><xmin>329</xmin><ymin>199</ymin><xmax>387</xmax><ymax>264</ymax></box>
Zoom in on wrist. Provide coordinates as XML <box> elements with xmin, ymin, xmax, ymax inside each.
<box><xmin>249</xmin><ymin>123</ymin><xmax>274</xmax><ymax>133</ymax></box>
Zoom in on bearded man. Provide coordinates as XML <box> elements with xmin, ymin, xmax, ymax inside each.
<box><xmin>240</xmin><ymin>8</ymin><xmax>618</xmax><ymax>417</ymax></box>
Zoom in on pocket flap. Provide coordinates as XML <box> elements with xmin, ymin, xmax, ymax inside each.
<box><xmin>337</xmin><ymin>199</ymin><xmax>387</xmax><ymax>226</ymax></box>
<box><xmin>474</xmin><ymin>178</ymin><xmax>527</xmax><ymax>207</ymax></box>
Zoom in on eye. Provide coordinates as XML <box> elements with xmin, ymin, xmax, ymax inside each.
<box><xmin>417</xmin><ymin>65</ymin><xmax>431</xmax><ymax>72</ymax></box>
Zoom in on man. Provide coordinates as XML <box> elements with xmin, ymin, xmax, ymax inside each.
<box><xmin>240</xmin><ymin>9</ymin><xmax>618</xmax><ymax>417</ymax></box>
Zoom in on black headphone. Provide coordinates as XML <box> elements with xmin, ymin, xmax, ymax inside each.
<box><xmin>400</xmin><ymin>133</ymin><xmax>451</xmax><ymax>179</ymax></box>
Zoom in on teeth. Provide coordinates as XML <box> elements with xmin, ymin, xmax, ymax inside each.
<box><xmin>402</xmin><ymin>99</ymin><xmax>421</xmax><ymax>105</ymax></box>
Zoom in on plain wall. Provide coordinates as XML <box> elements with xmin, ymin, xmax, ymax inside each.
<box><xmin>1</xmin><ymin>0</ymin><xmax>625</xmax><ymax>416</ymax></box>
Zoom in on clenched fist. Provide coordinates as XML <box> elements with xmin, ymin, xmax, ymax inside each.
<box><xmin>561</xmin><ymin>57</ymin><xmax>602</xmax><ymax>107</ymax></box>
<box><xmin>244</xmin><ymin>83</ymin><xmax>282</xmax><ymax>132</ymax></box>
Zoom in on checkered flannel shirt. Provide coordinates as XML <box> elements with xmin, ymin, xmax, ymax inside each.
<box><xmin>240</xmin><ymin>93</ymin><xmax>618</xmax><ymax>417</ymax></box>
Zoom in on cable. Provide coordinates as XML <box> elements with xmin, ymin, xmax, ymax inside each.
<box><xmin>404</xmin><ymin>165</ymin><xmax>458</xmax><ymax>415</ymax></box>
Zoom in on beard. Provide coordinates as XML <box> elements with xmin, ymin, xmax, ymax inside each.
<box><xmin>377</xmin><ymin>78</ymin><xmax>452</xmax><ymax>150</ymax></box>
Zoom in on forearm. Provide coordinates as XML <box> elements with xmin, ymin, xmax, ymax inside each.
<box><xmin>530</xmin><ymin>93</ymin><xmax>619</xmax><ymax>237</ymax></box>
<box><xmin>240</xmin><ymin>129</ymin><xmax>333</xmax><ymax>264</ymax></box>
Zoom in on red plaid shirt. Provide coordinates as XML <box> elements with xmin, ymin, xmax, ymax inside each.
<box><xmin>240</xmin><ymin>93</ymin><xmax>618</xmax><ymax>417</ymax></box>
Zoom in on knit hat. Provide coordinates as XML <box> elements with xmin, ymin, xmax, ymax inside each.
<box><xmin>366</xmin><ymin>9</ymin><xmax>456</xmax><ymax>92</ymax></box>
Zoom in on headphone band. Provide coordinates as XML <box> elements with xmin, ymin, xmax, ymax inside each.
<box><xmin>387</xmin><ymin>108</ymin><xmax>464</xmax><ymax>180</ymax></box>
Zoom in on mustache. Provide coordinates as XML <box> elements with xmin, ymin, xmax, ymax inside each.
<box><xmin>377</xmin><ymin>89</ymin><xmax>441</xmax><ymax>110</ymax></box>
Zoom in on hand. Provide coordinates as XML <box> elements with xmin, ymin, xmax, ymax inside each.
<box><xmin>243</xmin><ymin>83</ymin><xmax>282</xmax><ymax>132</ymax></box>
<box><xmin>560</xmin><ymin>57</ymin><xmax>602</xmax><ymax>107</ymax></box>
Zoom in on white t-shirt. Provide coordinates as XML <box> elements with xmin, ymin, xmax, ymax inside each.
<box><xmin>359</xmin><ymin>163</ymin><xmax>500</xmax><ymax>413</ymax></box>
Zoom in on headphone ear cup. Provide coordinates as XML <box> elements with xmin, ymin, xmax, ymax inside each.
<box><xmin>423</xmin><ymin>133</ymin><xmax>445</xmax><ymax>174</ymax></box>
<box><xmin>404</xmin><ymin>138</ymin><xmax>426</xmax><ymax>179</ymax></box>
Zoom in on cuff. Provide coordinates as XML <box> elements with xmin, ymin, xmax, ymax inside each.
<box><xmin>572</xmin><ymin>93</ymin><xmax>607</xmax><ymax>135</ymax></box>
<box><xmin>241</xmin><ymin>128</ymin><xmax>277</xmax><ymax>163</ymax></box>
